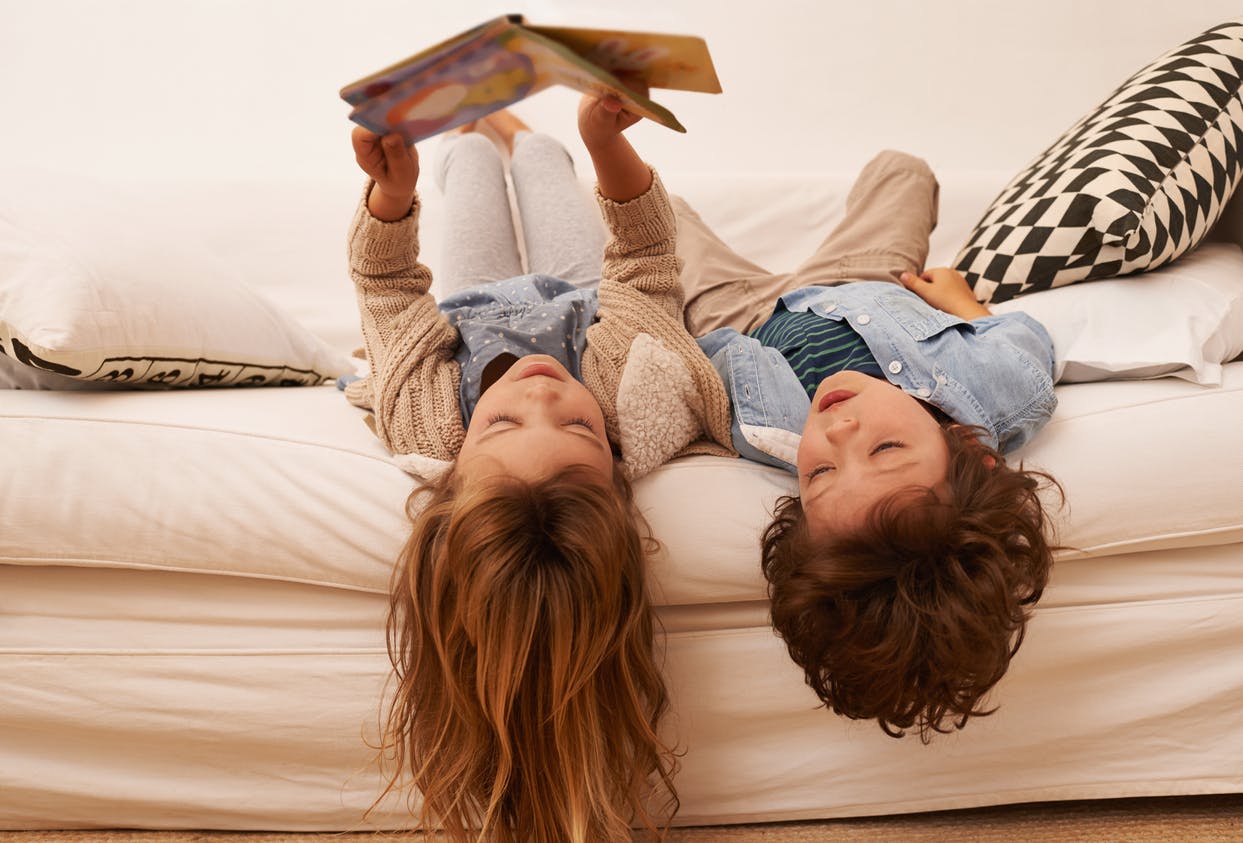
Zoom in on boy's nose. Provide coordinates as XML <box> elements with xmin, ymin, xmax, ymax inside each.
<box><xmin>824</xmin><ymin>416</ymin><xmax>858</xmax><ymax>442</ymax></box>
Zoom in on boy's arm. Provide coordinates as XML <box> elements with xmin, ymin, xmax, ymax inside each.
<box><xmin>900</xmin><ymin>268</ymin><xmax>992</xmax><ymax>320</ymax></box>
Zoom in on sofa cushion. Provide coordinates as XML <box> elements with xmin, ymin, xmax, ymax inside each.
<box><xmin>3</xmin><ymin>370</ymin><xmax>1243</xmax><ymax>606</ymax></box>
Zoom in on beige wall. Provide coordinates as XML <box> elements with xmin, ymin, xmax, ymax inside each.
<box><xmin>2</xmin><ymin>0</ymin><xmax>1240</xmax><ymax>181</ymax></box>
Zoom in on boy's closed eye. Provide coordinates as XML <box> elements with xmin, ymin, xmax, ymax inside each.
<box><xmin>805</xmin><ymin>440</ymin><xmax>907</xmax><ymax>480</ymax></box>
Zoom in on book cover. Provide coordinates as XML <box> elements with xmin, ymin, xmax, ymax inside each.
<box><xmin>340</xmin><ymin>15</ymin><xmax>720</xmax><ymax>144</ymax></box>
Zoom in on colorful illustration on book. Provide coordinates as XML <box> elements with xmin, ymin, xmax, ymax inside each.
<box><xmin>341</xmin><ymin>15</ymin><xmax>721</xmax><ymax>144</ymax></box>
<box><xmin>582</xmin><ymin>38</ymin><xmax>671</xmax><ymax>75</ymax></box>
<box><xmin>382</xmin><ymin>40</ymin><xmax>537</xmax><ymax>140</ymax></box>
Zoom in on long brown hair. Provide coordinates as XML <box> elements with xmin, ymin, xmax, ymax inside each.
<box><xmin>378</xmin><ymin>463</ymin><xmax>678</xmax><ymax>841</ymax></box>
<box><xmin>761</xmin><ymin>424</ymin><xmax>1062</xmax><ymax>742</ymax></box>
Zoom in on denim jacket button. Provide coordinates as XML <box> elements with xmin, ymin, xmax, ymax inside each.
<box><xmin>917</xmin><ymin>387</ymin><xmax>931</xmax><ymax>397</ymax></box>
<box><xmin>824</xmin><ymin>304</ymin><xmax>837</xmax><ymax>313</ymax></box>
<box><xmin>936</xmin><ymin>374</ymin><xmax>948</xmax><ymax>385</ymax></box>
<box><xmin>888</xmin><ymin>360</ymin><xmax>902</xmax><ymax>374</ymax></box>
<box><xmin>857</xmin><ymin>313</ymin><xmax>871</xmax><ymax>325</ymax></box>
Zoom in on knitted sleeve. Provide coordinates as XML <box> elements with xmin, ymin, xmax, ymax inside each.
<box><xmin>593</xmin><ymin>169</ymin><xmax>685</xmax><ymax>325</ymax></box>
<box><xmin>347</xmin><ymin>183</ymin><xmax>465</xmax><ymax>460</ymax></box>
<box><xmin>583</xmin><ymin>170</ymin><xmax>736</xmax><ymax>468</ymax></box>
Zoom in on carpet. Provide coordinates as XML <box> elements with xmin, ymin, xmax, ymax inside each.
<box><xmin>2</xmin><ymin>794</ymin><xmax>1242</xmax><ymax>842</ymax></box>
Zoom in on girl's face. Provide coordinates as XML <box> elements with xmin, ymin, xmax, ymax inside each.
<box><xmin>797</xmin><ymin>371</ymin><xmax>950</xmax><ymax>536</ymax></box>
<box><xmin>458</xmin><ymin>354</ymin><xmax>613</xmax><ymax>483</ymax></box>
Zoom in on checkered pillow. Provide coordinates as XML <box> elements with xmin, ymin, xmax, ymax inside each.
<box><xmin>955</xmin><ymin>19</ymin><xmax>1243</xmax><ymax>304</ymax></box>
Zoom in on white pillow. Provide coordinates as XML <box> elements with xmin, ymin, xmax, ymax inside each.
<box><xmin>990</xmin><ymin>241</ymin><xmax>1243</xmax><ymax>385</ymax></box>
<box><xmin>0</xmin><ymin>171</ymin><xmax>352</xmax><ymax>388</ymax></box>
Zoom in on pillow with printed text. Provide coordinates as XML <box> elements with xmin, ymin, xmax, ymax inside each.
<box><xmin>0</xmin><ymin>171</ymin><xmax>351</xmax><ymax>389</ymax></box>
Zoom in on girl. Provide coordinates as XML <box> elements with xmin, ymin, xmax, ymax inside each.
<box><xmin>346</xmin><ymin>100</ymin><xmax>733</xmax><ymax>841</ymax></box>
<box><xmin>675</xmin><ymin>151</ymin><xmax>1063</xmax><ymax>742</ymax></box>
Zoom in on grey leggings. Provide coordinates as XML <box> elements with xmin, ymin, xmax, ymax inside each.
<box><xmin>432</xmin><ymin>131</ymin><xmax>607</xmax><ymax>295</ymax></box>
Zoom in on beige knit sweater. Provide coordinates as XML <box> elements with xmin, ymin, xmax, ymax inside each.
<box><xmin>346</xmin><ymin>168</ymin><xmax>736</xmax><ymax>480</ymax></box>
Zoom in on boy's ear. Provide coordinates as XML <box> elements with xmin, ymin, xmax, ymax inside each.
<box><xmin>947</xmin><ymin>423</ymin><xmax>998</xmax><ymax>469</ymax></box>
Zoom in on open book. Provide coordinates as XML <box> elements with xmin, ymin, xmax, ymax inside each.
<box><xmin>340</xmin><ymin>14</ymin><xmax>721</xmax><ymax>143</ymax></box>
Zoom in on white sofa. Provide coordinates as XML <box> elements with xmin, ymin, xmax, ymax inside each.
<box><xmin>5</xmin><ymin>0</ymin><xmax>1243</xmax><ymax>832</ymax></box>
<box><xmin>2</xmin><ymin>164</ymin><xmax>1243</xmax><ymax>829</ymax></box>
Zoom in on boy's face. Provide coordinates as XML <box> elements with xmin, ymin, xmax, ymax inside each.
<box><xmin>458</xmin><ymin>354</ymin><xmax>614</xmax><ymax>483</ymax></box>
<box><xmin>798</xmin><ymin>371</ymin><xmax>950</xmax><ymax>536</ymax></box>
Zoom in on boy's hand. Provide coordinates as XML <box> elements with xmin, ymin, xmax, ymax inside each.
<box><xmin>900</xmin><ymin>267</ymin><xmax>991</xmax><ymax>320</ymax></box>
<box><xmin>352</xmin><ymin>127</ymin><xmax>418</xmax><ymax>221</ymax></box>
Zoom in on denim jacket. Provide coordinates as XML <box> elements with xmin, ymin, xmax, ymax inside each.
<box><xmin>696</xmin><ymin>282</ymin><xmax>1057</xmax><ymax>473</ymax></box>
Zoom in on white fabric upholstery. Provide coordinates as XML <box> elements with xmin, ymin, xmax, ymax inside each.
<box><xmin>3</xmin><ymin>171</ymin><xmax>1243</xmax><ymax>830</ymax></box>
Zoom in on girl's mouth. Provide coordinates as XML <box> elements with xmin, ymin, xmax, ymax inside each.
<box><xmin>517</xmin><ymin>360</ymin><xmax>563</xmax><ymax>381</ymax></box>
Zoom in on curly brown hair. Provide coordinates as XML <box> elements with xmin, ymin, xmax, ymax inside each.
<box><xmin>376</xmin><ymin>463</ymin><xmax>678</xmax><ymax>842</ymax></box>
<box><xmin>761</xmin><ymin>424</ymin><xmax>1062</xmax><ymax>742</ymax></box>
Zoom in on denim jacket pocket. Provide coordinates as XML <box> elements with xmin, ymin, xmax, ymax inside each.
<box><xmin>876</xmin><ymin>290</ymin><xmax>968</xmax><ymax>340</ymax></box>
<box><xmin>725</xmin><ymin>341</ymin><xmax>809</xmax><ymax>432</ymax></box>
<box><xmin>698</xmin><ymin>329</ymin><xmax>807</xmax><ymax>472</ymax></box>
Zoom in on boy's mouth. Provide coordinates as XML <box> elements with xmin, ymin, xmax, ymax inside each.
<box><xmin>818</xmin><ymin>389</ymin><xmax>856</xmax><ymax>412</ymax></box>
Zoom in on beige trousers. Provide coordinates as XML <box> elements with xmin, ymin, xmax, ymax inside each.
<box><xmin>676</xmin><ymin>150</ymin><xmax>940</xmax><ymax>336</ymax></box>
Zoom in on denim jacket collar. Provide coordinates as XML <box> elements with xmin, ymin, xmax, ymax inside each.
<box><xmin>698</xmin><ymin>282</ymin><xmax>1057</xmax><ymax>474</ymax></box>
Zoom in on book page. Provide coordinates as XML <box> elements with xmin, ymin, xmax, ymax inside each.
<box><xmin>347</xmin><ymin>27</ymin><xmax>549</xmax><ymax>142</ymax></box>
<box><xmin>339</xmin><ymin>15</ymin><xmax>516</xmax><ymax>105</ymax></box>
<box><xmin>528</xmin><ymin>24</ymin><xmax>721</xmax><ymax>93</ymax></box>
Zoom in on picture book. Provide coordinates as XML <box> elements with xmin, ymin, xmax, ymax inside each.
<box><xmin>340</xmin><ymin>14</ymin><xmax>721</xmax><ymax>144</ymax></box>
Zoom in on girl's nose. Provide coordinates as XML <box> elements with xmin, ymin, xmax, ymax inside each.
<box><xmin>522</xmin><ymin>380</ymin><xmax>561</xmax><ymax>403</ymax></box>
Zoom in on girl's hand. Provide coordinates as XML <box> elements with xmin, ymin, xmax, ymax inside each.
<box><xmin>576</xmin><ymin>75</ymin><xmax>651</xmax><ymax>151</ymax></box>
<box><xmin>899</xmin><ymin>267</ymin><xmax>992</xmax><ymax>320</ymax></box>
<box><xmin>577</xmin><ymin>89</ymin><xmax>644</xmax><ymax>152</ymax></box>
<box><xmin>578</xmin><ymin>78</ymin><xmax>653</xmax><ymax>202</ymax></box>
<box><xmin>352</xmin><ymin>127</ymin><xmax>418</xmax><ymax>221</ymax></box>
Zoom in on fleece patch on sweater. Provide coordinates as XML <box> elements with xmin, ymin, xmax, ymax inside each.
<box><xmin>615</xmin><ymin>332</ymin><xmax>707</xmax><ymax>480</ymax></box>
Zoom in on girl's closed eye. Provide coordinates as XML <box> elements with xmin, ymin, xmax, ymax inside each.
<box><xmin>870</xmin><ymin>440</ymin><xmax>904</xmax><ymax>455</ymax></box>
<box><xmin>565</xmin><ymin>416</ymin><xmax>596</xmax><ymax>431</ymax></box>
<box><xmin>807</xmin><ymin>465</ymin><xmax>835</xmax><ymax>480</ymax></box>
<box><xmin>487</xmin><ymin>413</ymin><xmax>520</xmax><ymax>426</ymax></box>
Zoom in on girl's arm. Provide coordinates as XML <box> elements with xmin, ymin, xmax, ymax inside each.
<box><xmin>352</xmin><ymin>127</ymin><xmax>418</xmax><ymax>220</ymax></box>
<box><xmin>579</xmin><ymin>95</ymin><xmax>652</xmax><ymax>202</ymax></box>
<box><xmin>347</xmin><ymin>129</ymin><xmax>464</xmax><ymax>459</ymax></box>
<box><xmin>576</xmin><ymin>92</ymin><xmax>681</xmax><ymax>322</ymax></box>
<box><xmin>347</xmin><ymin>128</ymin><xmax>437</xmax><ymax>339</ymax></box>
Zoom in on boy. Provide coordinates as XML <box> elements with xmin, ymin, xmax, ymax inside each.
<box><xmin>676</xmin><ymin>151</ymin><xmax>1062</xmax><ymax>740</ymax></box>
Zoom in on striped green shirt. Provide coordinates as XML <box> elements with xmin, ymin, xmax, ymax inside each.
<box><xmin>749</xmin><ymin>305</ymin><xmax>883</xmax><ymax>398</ymax></box>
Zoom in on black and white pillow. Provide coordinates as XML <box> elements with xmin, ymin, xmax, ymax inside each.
<box><xmin>955</xmin><ymin>19</ymin><xmax>1243</xmax><ymax>304</ymax></box>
